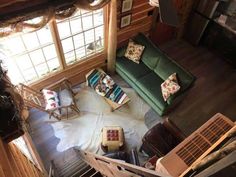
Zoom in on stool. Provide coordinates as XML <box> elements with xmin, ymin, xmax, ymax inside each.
<box><xmin>101</xmin><ymin>126</ymin><xmax>125</xmax><ymax>152</ymax></box>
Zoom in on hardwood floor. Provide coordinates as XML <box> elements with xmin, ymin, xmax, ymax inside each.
<box><xmin>159</xmin><ymin>40</ymin><xmax>236</xmax><ymax>136</ymax></box>
<box><xmin>29</xmin><ymin>40</ymin><xmax>236</xmax><ymax>172</ymax></box>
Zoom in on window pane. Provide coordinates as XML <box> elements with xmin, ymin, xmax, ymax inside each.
<box><xmin>75</xmin><ymin>47</ymin><xmax>86</xmax><ymax>59</ymax></box>
<box><xmin>65</xmin><ymin>51</ymin><xmax>76</xmax><ymax>64</ymax></box>
<box><xmin>95</xmin><ymin>26</ymin><xmax>104</xmax><ymax>40</ymax></box>
<box><xmin>37</xmin><ymin>27</ymin><xmax>53</xmax><ymax>45</ymax></box>
<box><xmin>16</xmin><ymin>55</ymin><xmax>32</xmax><ymax>70</ymax></box>
<box><xmin>57</xmin><ymin>21</ymin><xmax>71</xmax><ymax>39</ymax></box>
<box><xmin>3</xmin><ymin>37</ymin><xmax>25</xmax><ymax>55</ymax></box>
<box><xmin>5</xmin><ymin>60</ymin><xmax>25</xmax><ymax>84</ymax></box>
<box><xmin>48</xmin><ymin>58</ymin><xmax>60</xmax><ymax>71</ymax></box>
<box><xmin>73</xmin><ymin>33</ymin><xmax>84</xmax><ymax>49</ymax></box>
<box><xmin>43</xmin><ymin>44</ymin><xmax>57</xmax><ymax>60</ymax></box>
<box><xmin>35</xmin><ymin>63</ymin><xmax>49</xmax><ymax>76</ymax></box>
<box><xmin>96</xmin><ymin>38</ymin><xmax>104</xmax><ymax>51</ymax></box>
<box><xmin>23</xmin><ymin>68</ymin><xmax>38</xmax><ymax>82</ymax></box>
<box><xmin>22</xmin><ymin>32</ymin><xmax>40</xmax><ymax>50</ymax></box>
<box><xmin>29</xmin><ymin>49</ymin><xmax>45</xmax><ymax>65</ymax></box>
<box><xmin>85</xmin><ymin>29</ymin><xmax>95</xmax><ymax>45</ymax></box>
<box><xmin>62</xmin><ymin>37</ymin><xmax>74</xmax><ymax>53</ymax></box>
<box><xmin>70</xmin><ymin>17</ymin><xmax>82</xmax><ymax>34</ymax></box>
<box><xmin>82</xmin><ymin>13</ymin><xmax>93</xmax><ymax>30</ymax></box>
<box><xmin>93</xmin><ymin>12</ymin><xmax>103</xmax><ymax>27</ymax></box>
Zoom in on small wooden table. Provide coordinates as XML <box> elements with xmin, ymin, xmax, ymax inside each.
<box><xmin>86</xmin><ymin>69</ymin><xmax>130</xmax><ymax>111</ymax></box>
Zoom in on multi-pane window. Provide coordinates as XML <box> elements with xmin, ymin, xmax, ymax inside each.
<box><xmin>0</xmin><ymin>8</ymin><xmax>105</xmax><ymax>84</ymax></box>
<box><xmin>0</xmin><ymin>25</ymin><xmax>60</xmax><ymax>84</ymax></box>
<box><xmin>57</xmin><ymin>9</ymin><xmax>104</xmax><ymax>65</ymax></box>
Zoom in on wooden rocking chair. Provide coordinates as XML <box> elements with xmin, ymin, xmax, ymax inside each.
<box><xmin>17</xmin><ymin>78</ymin><xmax>80</xmax><ymax>120</ymax></box>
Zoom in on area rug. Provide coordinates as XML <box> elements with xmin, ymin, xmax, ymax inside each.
<box><xmin>50</xmin><ymin>84</ymin><xmax>152</xmax><ymax>154</ymax></box>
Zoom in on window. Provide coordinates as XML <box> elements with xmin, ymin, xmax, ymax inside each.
<box><xmin>0</xmin><ymin>25</ymin><xmax>60</xmax><ymax>84</ymax></box>
<box><xmin>57</xmin><ymin>9</ymin><xmax>104</xmax><ymax>65</ymax></box>
<box><xmin>0</xmin><ymin>8</ymin><xmax>105</xmax><ymax>84</ymax></box>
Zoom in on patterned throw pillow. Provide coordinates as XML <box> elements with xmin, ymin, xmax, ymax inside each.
<box><xmin>161</xmin><ymin>73</ymin><xmax>181</xmax><ymax>101</ymax></box>
<box><xmin>42</xmin><ymin>89</ymin><xmax>60</xmax><ymax>110</ymax></box>
<box><xmin>124</xmin><ymin>40</ymin><xmax>145</xmax><ymax>64</ymax></box>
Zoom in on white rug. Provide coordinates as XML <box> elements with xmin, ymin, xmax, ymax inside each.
<box><xmin>51</xmin><ymin>85</ymin><xmax>150</xmax><ymax>154</ymax></box>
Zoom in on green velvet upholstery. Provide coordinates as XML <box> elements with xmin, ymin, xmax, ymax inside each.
<box><xmin>116</xmin><ymin>56</ymin><xmax>151</xmax><ymax>81</ymax></box>
<box><xmin>115</xmin><ymin>33</ymin><xmax>196</xmax><ymax>116</ymax></box>
<box><xmin>136</xmin><ymin>72</ymin><xmax>167</xmax><ymax>111</ymax></box>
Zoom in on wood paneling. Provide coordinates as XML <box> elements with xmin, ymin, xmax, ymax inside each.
<box><xmin>117</xmin><ymin>0</ymin><xmax>155</xmax><ymax>46</ymax></box>
<box><xmin>0</xmin><ymin>137</ymin><xmax>46</xmax><ymax>177</ymax></box>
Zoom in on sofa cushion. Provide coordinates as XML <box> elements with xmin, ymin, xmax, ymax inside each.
<box><xmin>137</xmin><ymin>72</ymin><xmax>167</xmax><ymax>110</ymax></box>
<box><xmin>154</xmin><ymin>56</ymin><xmax>195</xmax><ymax>91</ymax></box>
<box><xmin>133</xmin><ymin>33</ymin><xmax>163</xmax><ymax>70</ymax></box>
<box><xmin>116</xmin><ymin>57</ymin><xmax>151</xmax><ymax>81</ymax></box>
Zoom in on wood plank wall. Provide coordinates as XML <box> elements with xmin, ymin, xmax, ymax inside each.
<box><xmin>117</xmin><ymin>0</ymin><xmax>155</xmax><ymax>47</ymax></box>
<box><xmin>0</xmin><ymin>138</ymin><xmax>46</xmax><ymax>177</ymax></box>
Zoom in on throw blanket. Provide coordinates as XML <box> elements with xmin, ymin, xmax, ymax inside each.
<box><xmin>87</xmin><ymin>69</ymin><xmax>127</xmax><ymax>104</ymax></box>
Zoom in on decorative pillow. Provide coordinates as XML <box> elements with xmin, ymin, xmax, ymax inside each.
<box><xmin>124</xmin><ymin>40</ymin><xmax>145</xmax><ymax>64</ymax></box>
<box><xmin>42</xmin><ymin>89</ymin><xmax>60</xmax><ymax>110</ymax></box>
<box><xmin>161</xmin><ymin>73</ymin><xmax>180</xmax><ymax>101</ymax></box>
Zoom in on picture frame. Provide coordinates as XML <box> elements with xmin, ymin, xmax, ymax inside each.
<box><xmin>120</xmin><ymin>14</ymin><xmax>132</xmax><ymax>28</ymax></box>
<box><xmin>121</xmin><ymin>0</ymin><xmax>133</xmax><ymax>13</ymax></box>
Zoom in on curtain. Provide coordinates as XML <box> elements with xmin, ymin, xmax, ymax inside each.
<box><xmin>0</xmin><ymin>0</ymin><xmax>110</xmax><ymax>38</ymax></box>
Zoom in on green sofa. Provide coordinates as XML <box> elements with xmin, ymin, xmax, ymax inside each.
<box><xmin>115</xmin><ymin>33</ymin><xmax>196</xmax><ymax>116</ymax></box>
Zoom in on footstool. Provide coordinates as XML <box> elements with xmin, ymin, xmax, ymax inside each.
<box><xmin>101</xmin><ymin>126</ymin><xmax>125</xmax><ymax>152</ymax></box>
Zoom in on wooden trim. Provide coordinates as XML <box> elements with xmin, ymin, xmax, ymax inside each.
<box><xmin>23</xmin><ymin>133</ymin><xmax>47</xmax><ymax>174</ymax></box>
<box><xmin>49</xmin><ymin>19</ymin><xmax>66</xmax><ymax>70</ymax></box>
<box><xmin>103</xmin><ymin>5</ymin><xmax>109</xmax><ymax>56</ymax></box>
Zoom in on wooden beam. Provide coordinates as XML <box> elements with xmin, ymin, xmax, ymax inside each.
<box><xmin>49</xmin><ymin>19</ymin><xmax>67</xmax><ymax>70</ymax></box>
<box><xmin>107</xmin><ymin>0</ymin><xmax>117</xmax><ymax>74</ymax></box>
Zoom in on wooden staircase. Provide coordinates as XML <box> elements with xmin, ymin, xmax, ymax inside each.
<box><xmin>49</xmin><ymin>155</ymin><xmax>102</xmax><ymax>177</ymax></box>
